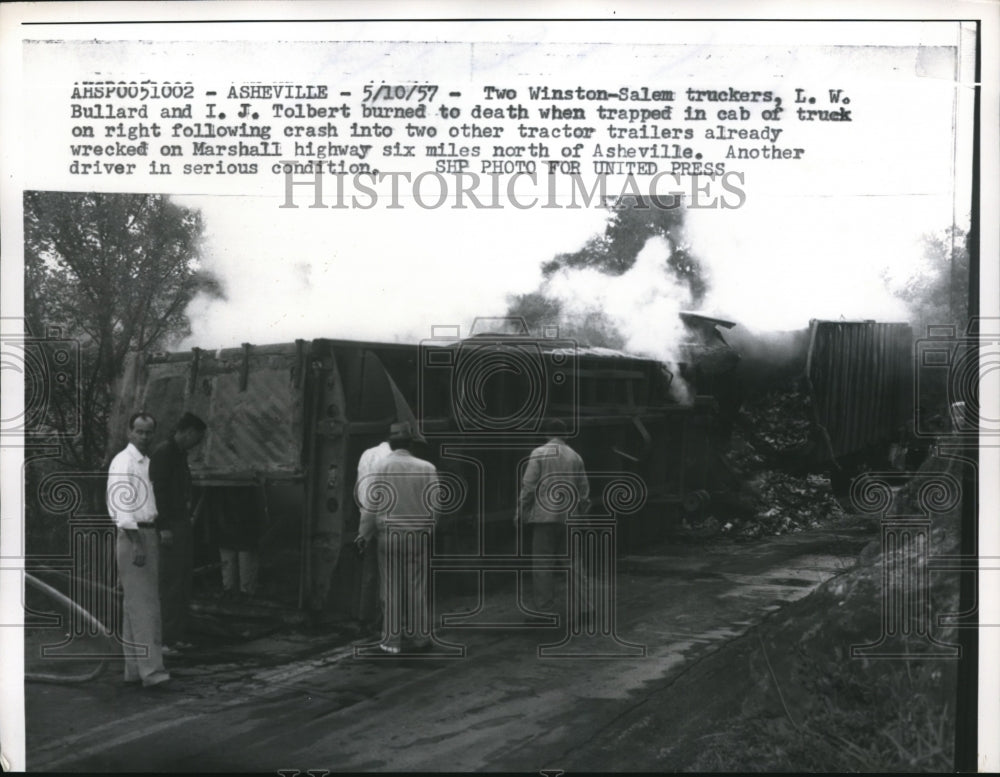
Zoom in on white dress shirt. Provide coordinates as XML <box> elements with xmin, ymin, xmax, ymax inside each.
<box><xmin>107</xmin><ymin>442</ymin><xmax>158</xmax><ymax>529</ymax></box>
<box><xmin>356</xmin><ymin>441</ymin><xmax>393</xmax><ymax>541</ymax></box>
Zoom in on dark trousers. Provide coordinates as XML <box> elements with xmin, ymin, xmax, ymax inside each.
<box><xmin>530</xmin><ymin>523</ymin><xmax>563</xmax><ymax>609</ymax></box>
<box><xmin>159</xmin><ymin>520</ymin><xmax>193</xmax><ymax>645</ymax></box>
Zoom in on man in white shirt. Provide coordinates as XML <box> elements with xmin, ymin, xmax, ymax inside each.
<box><xmin>518</xmin><ymin>418</ymin><xmax>591</xmax><ymax>612</ymax></box>
<box><xmin>356</xmin><ymin>422</ymin><xmax>438</xmax><ymax>653</ymax></box>
<box><xmin>354</xmin><ymin>437</ymin><xmax>392</xmax><ymax>637</ymax></box>
<box><xmin>107</xmin><ymin>412</ymin><xmax>170</xmax><ymax>688</ymax></box>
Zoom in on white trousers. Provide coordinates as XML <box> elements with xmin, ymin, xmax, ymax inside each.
<box><xmin>116</xmin><ymin>527</ymin><xmax>170</xmax><ymax>686</ymax></box>
<box><xmin>220</xmin><ymin>548</ymin><xmax>259</xmax><ymax>594</ymax></box>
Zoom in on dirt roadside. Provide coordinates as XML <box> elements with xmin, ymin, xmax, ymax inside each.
<box><xmin>564</xmin><ymin>459</ymin><xmax>964</xmax><ymax>772</ymax></box>
<box><xmin>27</xmin><ymin>524</ymin><xmax>885</xmax><ymax>771</ymax></box>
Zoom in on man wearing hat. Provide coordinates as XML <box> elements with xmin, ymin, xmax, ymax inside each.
<box><xmin>355</xmin><ymin>421</ymin><xmax>438</xmax><ymax>654</ymax></box>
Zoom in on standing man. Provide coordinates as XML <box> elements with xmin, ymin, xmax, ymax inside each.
<box><xmin>355</xmin><ymin>422</ymin><xmax>437</xmax><ymax>654</ymax></box>
<box><xmin>354</xmin><ymin>434</ymin><xmax>392</xmax><ymax>638</ymax></box>
<box><xmin>150</xmin><ymin>412</ymin><xmax>206</xmax><ymax>653</ymax></box>
<box><xmin>108</xmin><ymin>411</ymin><xmax>170</xmax><ymax>688</ymax></box>
<box><xmin>215</xmin><ymin>486</ymin><xmax>263</xmax><ymax>599</ymax></box>
<box><xmin>518</xmin><ymin>418</ymin><xmax>591</xmax><ymax>613</ymax></box>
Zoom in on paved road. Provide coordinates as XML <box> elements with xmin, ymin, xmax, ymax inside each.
<box><xmin>26</xmin><ymin>527</ymin><xmax>871</xmax><ymax>772</ymax></box>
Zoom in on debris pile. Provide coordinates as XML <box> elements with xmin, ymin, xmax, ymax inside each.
<box><xmin>706</xmin><ymin>379</ymin><xmax>848</xmax><ymax>538</ymax></box>
<box><xmin>733</xmin><ymin>381</ymin><xmax>815</xmax><ymax>466</ymax></box>
<box><xmin>733</xmin><ymin>470</ymin><xmax>846</xmax><ymax>538</ymax></box>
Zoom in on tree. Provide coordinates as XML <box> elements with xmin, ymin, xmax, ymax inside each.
<box><xmin>505</xmin><ymin>292</ymin><xmax>628</xmax><ymax>350</ymax></box>
<box><xmin>23</xmin><ymin>192</ymin><xmax>214</xmax><ymax>470</ymax></box>
<box><xmin>507</xmin><ymin>196</ymin><xmax>707</xmax><ymax>346</ymax></box>
<box><xmin>541</xmin><ymin>196</ymin><xmax>708</xmax><ymax>305</ymax></box>
<box><xmin>505</xmin><ymin>291</ymin><xmax>563</xmax><ymax>333</ymax></box>
<box><xmin>887</xmin><ymin>226</ymin><xmax>969</xmax><ymax>332</ymax></box>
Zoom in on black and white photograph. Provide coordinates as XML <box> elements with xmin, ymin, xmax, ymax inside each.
<box><xmin>1</xmin><ymin>3</ymin><xmax>998</xmax><ymax>772</ymax></box>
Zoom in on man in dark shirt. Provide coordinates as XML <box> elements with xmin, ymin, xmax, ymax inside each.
<box><xmin>150</xmin><ymin>412</ymin><xmax>206</xmax><ymax>652</ymax></box>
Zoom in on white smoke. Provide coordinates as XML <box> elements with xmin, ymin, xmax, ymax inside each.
<box><xmin>685</xmin><ymin>197</ymin><xmax>924</xmax><ymax>333</ymax></box>
<box><xmin>545</xmin><ymin>235</ymin><xmax>691</xmax><ymax>362</ymax></box>
<box><xmin>178</xmin><ymin>191</ymin><xmax>959</xmax><ymax>359</ymax></box>
<box><xmin>176</xmin><ymin>196</ymin><xmax>606</xmax><ymax>349</ymax></box>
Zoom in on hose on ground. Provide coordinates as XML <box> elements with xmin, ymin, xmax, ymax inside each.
<box><xmin>24</xmin><ymin>572</ymin><xmax>110</xmax><ymax>684</ymax></box>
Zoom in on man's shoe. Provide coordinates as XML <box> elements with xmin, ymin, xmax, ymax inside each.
<box><xmin>142</xmin><ymin>673</ymin><xmax>172</xmax><ymax>690</ymax></box>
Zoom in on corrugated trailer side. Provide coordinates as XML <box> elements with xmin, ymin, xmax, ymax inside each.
<box><xmin>112</xmin><ymin>342</ymin><xmax>319</xmax><ymax>609</ymax></box>
<box><xmin>805</xmin><ymin>320</ymin><xmax>914</xmax><ymax>463</ymax></box>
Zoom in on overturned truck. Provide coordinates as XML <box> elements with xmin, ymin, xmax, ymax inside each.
<box><xmin>109</xmin><ymin>317</ymin><xmax>912</xmax><ymax>622</ymax></box>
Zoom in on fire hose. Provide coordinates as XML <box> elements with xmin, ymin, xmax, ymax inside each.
<box><xmin>23</xmin><ymin>572</ymin><xmax>110</xmax><ymax>684</ymax></box>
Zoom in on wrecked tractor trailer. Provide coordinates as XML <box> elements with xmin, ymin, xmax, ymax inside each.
<box><xmin>109</xmin><ymin>317</ymin><xmax>912</xmax><ymax>621</ymax></box>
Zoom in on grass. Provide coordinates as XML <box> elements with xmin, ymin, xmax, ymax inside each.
<box><xmin>690</xmin><ymin>636</ymin><xmax>956</xmax><ymax>772</ymax></box>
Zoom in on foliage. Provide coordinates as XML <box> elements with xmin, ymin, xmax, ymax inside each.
<box><xmin>23</xmin><ymin>191</ymin><xmax>214</xmax><ymax>469</ymax></box>
<box><xmin>504</xmin><ymin>291</ymin><xmax>563</xmax><ymax>333</ymax></box>
<box><xmin>889</xmin><ymin>226</ymin><xmax>969</xmax><ymax>331</ymax></box>
<box><xmin>541</xmin><ymin>195</ymin><xmax>708</xmax><ymax>304</ymax></box>
<box><xmin>504</xmin><ymin>292</ymin><xmax>627</xmax><ymax>349</ymax></box>
<box><xmin>506</xmin><ymin>196</ymin><xmax>707</xmax><ymax>346</ymax></box>
<box><xmin>691</xmin><ymin>654</ymin><xmax>954</xmax><ymax>772</ymax></box>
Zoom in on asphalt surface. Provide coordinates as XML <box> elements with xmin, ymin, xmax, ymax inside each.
<box><xmin>25</xmin><ymin>526</ymin><xmax>873</xmax><ymax>772</ymax></box>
